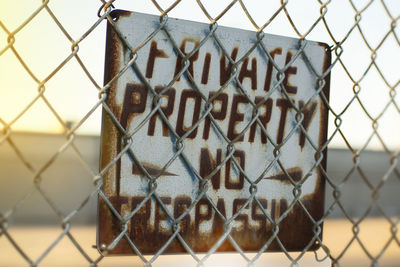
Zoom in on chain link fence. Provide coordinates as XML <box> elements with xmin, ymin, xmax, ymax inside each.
<box><xmin>0</xmin><ymin>0</ymin><xmax>399</xmax><ymax>266</ymax></box>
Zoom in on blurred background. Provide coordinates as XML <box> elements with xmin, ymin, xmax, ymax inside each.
<box><xmin>0</xmin><ymin>0</ymin><xmax>399</xmax><ymax>266</ymax></box>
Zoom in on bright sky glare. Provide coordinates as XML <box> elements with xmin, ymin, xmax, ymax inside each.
<box><xmin>0</xmin><ymin>0</ymin><xmax>399</xmax><ymax>151</ymax></box>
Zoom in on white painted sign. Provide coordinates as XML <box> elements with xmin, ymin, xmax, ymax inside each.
<box><xmin>98</xmin><ymin>10</ymin><xmax>330</xmax><ymax>254</ymax></box>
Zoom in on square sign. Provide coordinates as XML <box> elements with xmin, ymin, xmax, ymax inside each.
<box><xmin>98</xmin><ymin>10</ymin><xmax>330</xmax><ymax>255</ymax></box>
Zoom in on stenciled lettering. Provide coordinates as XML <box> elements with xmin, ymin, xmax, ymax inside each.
<box><xmin>108</xmin><ymin>195</ymin><xmax>290</xmax><ymax>236</ymax></box>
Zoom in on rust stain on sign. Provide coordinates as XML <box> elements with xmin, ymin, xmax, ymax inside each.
<box><xmin>98</xmin><ymin>10</ymin><xmax>331</xmax><ymax>255</ymax></box>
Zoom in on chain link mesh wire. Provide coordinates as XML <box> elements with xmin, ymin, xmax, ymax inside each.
<box><xmin>0</xmin><ymin>0</ymin><xmax>399</xmax><ymax>266</ymax></box>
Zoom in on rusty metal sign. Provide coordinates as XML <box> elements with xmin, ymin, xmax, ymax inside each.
<box><xmin>98</xmin><ymin>10</ymin><xmax>330</xmax><ymax>255</ymax></box>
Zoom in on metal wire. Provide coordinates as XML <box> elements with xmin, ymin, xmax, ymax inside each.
<box><xmin>0</xmin><ymin>0</ymin><xmax>399</xmax><ymax>266</ymax></box>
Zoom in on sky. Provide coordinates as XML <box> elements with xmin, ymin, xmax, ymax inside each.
<box><xmin>0</xmin><ymin>0</ymin><xmax>399</xmax><ymax>151</ymax></box>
